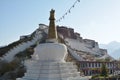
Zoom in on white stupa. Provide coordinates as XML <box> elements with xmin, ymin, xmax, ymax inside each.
<box><xmin>17</xmin><ymin>9</ymin><xmax>88</xmax><ymax>80</ymax></box>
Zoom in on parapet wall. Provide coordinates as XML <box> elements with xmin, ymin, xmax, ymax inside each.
<box><xmin>57</xmin><ymin>26</ymin><xmax>99</xmax><ymax>49</ymax></box>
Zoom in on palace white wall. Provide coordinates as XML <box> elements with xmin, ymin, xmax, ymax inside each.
<box><xmin>1</xmin><ymin>24</ymin><xmax>48</xmax><ymax>62</ymax></box>
<box><xmin>65</xmin><ymin>38</ymin><xmax>104</xmax><ymax>55</ymax></box>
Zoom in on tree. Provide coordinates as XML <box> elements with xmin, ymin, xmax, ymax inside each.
<box><xmin>105</xmin><ymin>57</ymin><xmax>110</xmax><ymax>62</ymax></box>
<box><xmin>100</xmin><ymin>63</ymin><xmax>108</xmax><ymax>77</ymax></box>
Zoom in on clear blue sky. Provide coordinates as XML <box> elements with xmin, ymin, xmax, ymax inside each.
<box><xmin>0</xmin><ymin>0</ymin><xmax>120</xmax><ymax>46</ymax></box>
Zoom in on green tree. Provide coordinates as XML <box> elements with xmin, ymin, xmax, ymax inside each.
<box><xmin>105</xmin><ymin>57</ymin><xmax>110</xmax><ymax>62</ymax></box>
<box><xmin>100</xmin><ymin>63</ymin><xmax>108</xmax><ymax>77</ymax></box>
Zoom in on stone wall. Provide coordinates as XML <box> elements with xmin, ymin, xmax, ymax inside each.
<box><xmin>100</xmin><ymin>49</ymin><xmax>108</xmax><ymax>55</ymax></box>
<box><xmin>57</xmin><ymin>26</ymin><xmax>77</xmax><ymax>39</ymax></box>
<box><xmin>83</xmin><ymin>39</ymin><xmax>99</xmax><ymax>49</ymax></box>
<box><xmin>57</xmin><ymin>26</ymin><xmax>99</xmax><ymax>49</ymax></box>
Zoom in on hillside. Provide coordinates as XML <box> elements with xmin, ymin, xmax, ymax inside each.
<box><xmin>57</xmin><ymin>25</ymin><xmax>114</xmax><ymax>61</ymax></box>
<box><xmin>0</xmin><ymin>24</ymin><xmax>115</xmax><ymax>79</ymax></box>
<box><xmin>0</xmin><ymin>24</ymin><xmax>114</xmax><ymax>62</ymax></box>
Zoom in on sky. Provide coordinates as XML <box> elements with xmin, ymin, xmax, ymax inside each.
<box><xmin>0</xmin><ymin>0</ymin><xmax>120</xmax><ymax>46</ymax></box>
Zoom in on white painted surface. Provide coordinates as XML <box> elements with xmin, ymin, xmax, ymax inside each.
<box><xmin>46</xmin><ymin>38</ymin><xmax>58</xmax><ymax>43</ymax></box>
<box><xmin>1</xmin><ymin>24</ymin><xmax>47</xmax><ymax>62</ymax></box>
<box><xmin>65</xmin><ymin>38</ymin><xmax>102</xmax><ymax>55</ymax></box>
<box><xmin>16</xmin><ymin>60</ymin><xmax>89</xmax><ymax>80</ymax></box>
<box><xmin>32</xmin><ymin>43</ymin><xmax>67</xmax><ymax>62</ymax></box>
<box><xmin>67</xmin><ymin>47</ymin><xmax>84</xmax><ymax>61</ymax></box>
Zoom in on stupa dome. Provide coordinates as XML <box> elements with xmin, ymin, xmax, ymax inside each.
<box><xmin>32</xmin><ymin>43</ymin><xmax>67</xmax><ymax>62</ymax></box>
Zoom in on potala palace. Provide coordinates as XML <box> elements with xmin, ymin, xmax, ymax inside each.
<box><xmin>0</xmin><ymin>9</ymin><xmax>118</xmax><ymax>80</ymax></box>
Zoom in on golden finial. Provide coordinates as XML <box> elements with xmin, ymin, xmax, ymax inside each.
<box><xmin>47</xmin><ymin>9</ymin><xmax>58</xmax><ymax>42</ymax></box>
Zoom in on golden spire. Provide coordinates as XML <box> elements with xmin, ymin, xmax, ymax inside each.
<box><xmin>47</xmin><ymin>9</ymin><xmax>58</xmax><ymax>42</ymax></box>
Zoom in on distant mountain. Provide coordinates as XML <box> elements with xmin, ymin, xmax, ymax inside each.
<box><xmin>99</xmin><ymin>41</ymin><xmax>120</xmax><ymax>59</ymax></box>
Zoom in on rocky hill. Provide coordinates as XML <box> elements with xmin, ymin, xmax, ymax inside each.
<box><xmin>0</xmin><ymin>24</ymin><xmax>115</xmax><ymax>79</ymax></box>
<box><xmin>57</xmin><ymin>25</ymin><xmax>114</xmax><ymax>61</ymax></box>
<box><xmin>0</xmin><ymin>24</ymin><xmax>114</xmax><ymax>62</ymax></box>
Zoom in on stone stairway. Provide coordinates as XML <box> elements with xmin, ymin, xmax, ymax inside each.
<box><xmin>17</xmin><ymin>60</ymin><xmax>88</xmax><ymax>80</ymax></box>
